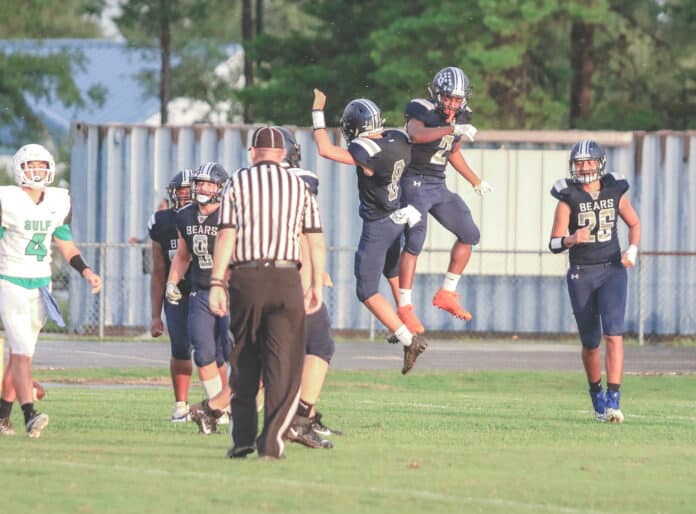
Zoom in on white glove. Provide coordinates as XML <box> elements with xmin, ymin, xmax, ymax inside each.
<box><xmin>165</xmin><ymin>282</ymin><xmax>182</xmax><ymax>305</ymax></box>
<box><xmin>389</xmin><ymin>205</ymin><xmax>422</xmax><ymax>228</ymax></box>
<box><xmin>473</xmin><ymin>180</ymin><xmax>493</xmax><ymax>196</ymax></box>
<box><xmin>453</xmin><ymin>123</ymin><xmax>478</xmax><ymax>142</ymax></box>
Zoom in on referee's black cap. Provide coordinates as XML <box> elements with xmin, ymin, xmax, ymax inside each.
<box><xmin>251</xmin><ymin>126</ymin><xmax>285</xmax><ymax>149</ymax></box>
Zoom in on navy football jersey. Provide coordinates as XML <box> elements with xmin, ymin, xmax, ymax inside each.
<box><xmin>404</xmin><ymin>98</ymin><xmax>472</xmax><ymax>178</ymax></box>
<box><xmin>348</xmin><ymin>129</ymin><xmax>411</xmax><ymax>221</ymax></box>
<box><xmin>551</xmin><ymin>173</ymin><xmax>630</xmax><ymax>265</ymax></box>
<box><xmin>148</xmin><ymin>208</ymin><xmax>192</xmax><ymax>295</ymax></box>
<box><xmin>175</xmin><ymin>203</ymin><xmax>220</xmax><ymax>290</ymax></box>
<box><xmin>288</xmin><ymin>166</ymin><xmax>319</xmax><ymax>196</ymax></box>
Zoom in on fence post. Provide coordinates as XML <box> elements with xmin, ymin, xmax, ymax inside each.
<box><xmin>638</xmin><ymin>254</ymin><xmax>645</xmax><ymax>346</ymax></box>
<box><xmin>99</xmin><ymin>243</ymin><xmax>105</xmax><ymax>339</ymax></box>
<box><xmin>369</xmin><ymin>313</ymin><xmax>375</xmax><ymax>341</ymax></box>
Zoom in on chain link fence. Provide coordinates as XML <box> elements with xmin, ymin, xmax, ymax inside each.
<box><xmin>3</xmin><ymin>243</ymin><xmax>692</xmax><ymax>343</ymax></box>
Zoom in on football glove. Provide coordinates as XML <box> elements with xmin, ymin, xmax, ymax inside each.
<box><xmin>473</xmin><ymin>180</ymin><xmax>494</xmax><ymax>196</ymax></box>
<box><xmin>165</xmin><ymin>282</ymin><xmax>182</xmax><ymax>305</ymax></box>
<box><xmin>389</xmin><ymin>205</ymin><xmax>422</xmax><ymax>228</ymax></box>
<box><xmin>453</xmin><ymin>123</ymin><xmax>478</xmax><ymax>142</ymax></box>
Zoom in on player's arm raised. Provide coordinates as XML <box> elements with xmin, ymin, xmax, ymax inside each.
<box><xmin>312</xmin><ymin>88</ymin><xmax>355</xmax><ymax>165</ymax></box>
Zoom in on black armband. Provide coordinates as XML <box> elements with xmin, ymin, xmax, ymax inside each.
<box><xmin>549</xmin><ymin>237</ymin><xmax>566</xmax><ymax>254</ymax></box>
<box><xmin>70</xmin><ymin>255</ymin><xmax>89</xmax><ymax>274</ymax></box>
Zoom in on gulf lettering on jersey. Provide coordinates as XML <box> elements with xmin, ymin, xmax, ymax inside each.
<box><xmin>24</xmin><ymin>219</ymin><xmax>52</xmax><ymax>231</ymax></box>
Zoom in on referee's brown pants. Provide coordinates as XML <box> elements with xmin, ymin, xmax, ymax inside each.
<box><xmin>227</xmin><ymin>267</ymin><xmax>306</xmax><ymax>458</ymax></box>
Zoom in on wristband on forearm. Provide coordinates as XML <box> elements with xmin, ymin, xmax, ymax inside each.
<box><xmin>312</xmin><ymin>110</ymin><xmax>326</xmax><ymax>130</ymax></box>
<box><xmin>70</xmin><ymin>255</ymin><xmax>89</xmax><ymax>274</ymax></box>
<box><xmin>549</xmin><ymin>237</ymin><xmax>567</xmax><ymax>254</ymax></box>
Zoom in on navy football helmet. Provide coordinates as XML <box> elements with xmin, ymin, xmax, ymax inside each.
<box><xmin>339</xmin><ymin>99</ymin><xmax>384</xmax><ymax>142</ymax></box>
<box><xmin>192</xmin><ymin>162</ymin><xmax>228</xmax><ymax>204</ymax></box>
<box><xmin>274</xmin><ymin>126</ymin><xmax>301</xmax><ymax>167</ymax></box>
<box><xmin>429</xmin><ymin>66</ymin><xmax>471</xmax><ymax>115</ymax></box>
<box><xmin>569</xmin><ymin>140</ymin><xmax>606</xmax><ymax>184</ymax></box>
<box><xmin>167</xmin><ymin>169</ymin><xmax>193</xmax><ymax>209</ymax></box>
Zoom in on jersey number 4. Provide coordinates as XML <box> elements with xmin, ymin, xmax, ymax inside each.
<box><xmin>25</xmin><ymin>233</ymin><xmax>48</xmax><ymax>261</ymax></box>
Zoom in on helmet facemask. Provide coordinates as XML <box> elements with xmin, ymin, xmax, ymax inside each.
<box><xmin>568</xmin><ymin>140</ymin><xmax>607</xmax><ymax>184</ymax></box>
<box><xmin>13</xmin><ymin>144</ymin><xmax>56</xmax><ymax>190</ymax></box>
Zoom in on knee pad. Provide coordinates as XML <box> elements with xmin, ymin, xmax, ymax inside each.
<box><xmin>306</xmin><ymin>304</ymin><xmax>335</xmax><ymax>363</ymax></box>
<box><xmin>355</xmin><ymin>277</ymin><xmax>379</xmax><ymax>303</ymax></box>
<box><xmin>403</xmin><ymin>224</ymin><xmax>426</xmax><ymax>256</ymax></box>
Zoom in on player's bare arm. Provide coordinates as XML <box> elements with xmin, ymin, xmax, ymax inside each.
<box><xmin>312</xmin><ymin>88</ymin><xmax>355</xmax><ymax>165</ymax></box>
<box><xmin>618</xmin><ymin>194</ymin><xmax>641</xmax><ymax>267</ymax></box>
<box><xmin>550</xmin><ymin>201</ymin><xmax>590</xmax><ymax>248</ymax></box>
<box><xmin>166</xmin><ymin>232</ymin><xmax>191</xmax><ymax>285</ymax></box>
<box><xmin>54</xmin><ymin>238</ymin><xmax>102</xmax><ymax>294</ymax></box>
<box><xmin>304</xmin><ymin>231</ymin><xmax>325</xmax><ymax>315</ymax></box>
<box><xmin>405</xmin><ymin>118</ymin><xmax>453</xmax><ymax>144</ymax></box>
<box><xmin>150</xmin><ymin>240</ymin><xmax>166</xmax><ymax>337</ymax></box>
<box><xmin>209</xmin><ymin>226</ymin><xmax>236</xmax><ymax>317</ymax></box>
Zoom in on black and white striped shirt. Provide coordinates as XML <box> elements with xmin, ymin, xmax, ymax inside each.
<box><xmin>218</xmin><ymin>161</ymin><xmax>322</xmax><ymax>264</ymax></box>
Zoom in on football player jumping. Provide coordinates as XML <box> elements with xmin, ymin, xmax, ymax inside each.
<box><xmin>397</xmin><ymin>66</ymin><xmax>493</xmax><ymax>334</ymax></box>
<box><xmin>311</xmin><ymin>88</ymin><xmax>429</xmax><ymax>375</ymax></box>
<box><xmin>0</xmin><ymin>144</ymin><xmax>102</xmax><ymax>438</ymax></box>
<box><xmin>549</xmin><ymin>139</ymin><xmax>641</xmax><ymax>423</ymax></box>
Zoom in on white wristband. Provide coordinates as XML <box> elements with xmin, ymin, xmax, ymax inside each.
<box><xmin>312</xmin><ymin>110</ymin><xmax>326</xmax><ymax>130</ymax></box>
<box><xmin>626</xmin><ymin>244</ymin><xmax>638</xmax><ymax>264</ymax></box>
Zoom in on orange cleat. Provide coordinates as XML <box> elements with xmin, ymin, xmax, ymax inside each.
<box><xmin>432</xmin><ymin>289</ymin><xmax>472</xmax><ymax>320</ymax></box>
<box><xmin>397</xmin><ymin>305</ymin><xmax>425</xmax><ymax>334</ymax></box>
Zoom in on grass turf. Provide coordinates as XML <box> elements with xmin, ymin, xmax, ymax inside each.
<box><xmin>3</xmin><ymin>369</ymin><xmax>695</xmax><ymax>514</ymax></box>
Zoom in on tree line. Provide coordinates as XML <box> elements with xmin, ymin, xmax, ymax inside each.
<box><xmin>1</xmin><ymin>0</ymin><xmax>694</xmax><ymax>150</ymax></box>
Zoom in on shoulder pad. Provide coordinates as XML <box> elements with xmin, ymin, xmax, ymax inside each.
<box><xmin>350</xmin><ymin>137</ymin><xmax>382</xmax><ymax>158</ymax></box>
<box><xmin>382</xmin><ymin>129</ymin><xmax>411</xmax><ymax>143</ymax></box>
<box><xmin>405</xmin><ymin>98</ymin><xmax>435</xmax><ymax>119</ymax></box>
<box><xmin>602</xmin><ymin>172</ymin><xmax>630</xmax><ymax>194</ymax></box>
<box><xmin>550</xmin><ymin>178</ymin><xmax>572</xmax><ymax>201</ymax></box>
<box><xmin>289</xmin><ymin>167</ymin><xmax>319</xmax><ymax>196</ymax></box>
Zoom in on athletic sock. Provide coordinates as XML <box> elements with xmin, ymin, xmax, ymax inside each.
<box><xmin>202</xmin><ymin>375</ymin><xmax>223</xmax><ymax>399</ymax></box>
<box><xmin>443</xmin><ymin>272</ymin><xmax>460</xmax><ymax>292</ymax></box>
<box><xmin>589</xmin><ymin>380</ymin><xmax>602</xmax><ymax>393</ymax></box>
<box><xmin>297</xmin><ymin>399</ymin><xmax>313</xmax><ymax>418</ymax></box>
<box><xmin>607</xmin><ymin>383</ymin><xmax>621</xmax><ymax>392</ymax></box>
<box><xmin>0</xmin><ymin>399</ymin><xmax>12</xmax><ymax>419</ymax></box>
<box><xmin>394</xmin><ymin>324</ymin><xmax>413</xmax><ymax>347</ymax></box>
<box><xmin>21</xmin><ymin>403</ymin><xmax>35</xmax><ymax>424</ymax></box>
<box><xmin>398</xmin><ymin>289</ymin><xmax>412</xmax><ymax>307</ymax></box>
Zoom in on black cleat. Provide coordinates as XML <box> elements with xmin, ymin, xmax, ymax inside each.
<box><xmin>402</xmin><ymin>335</ymin><xmax>428</xmax><ymax>375</ymax></box>
<box><xmin>311</xmin><ymin>412</ymin><xmax>343</xmax><ymax>436</ymax></box>
<box><xmin>227</xmin><ymin>444</ymin><xmax>256</xmax><ymax>458</ymax></box>
<box><xmin>25</xmin><ymin>411</ymin><xmax>49</xmax><ymax>438</ymax></box>
<box><xmin>285</xmin><ymin>415</ymin><xmax>333</xmax><ymax>449</ymax></box>
<box><xmin>190</xmin><ymin>400</ymin><xmax>221</xmax><ymax>435</ymax></box>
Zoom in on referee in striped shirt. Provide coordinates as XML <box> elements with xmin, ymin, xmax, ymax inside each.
<box><xmin>209</xmin><ymin>126</ymin><xmax>326</xmax><ymax>460</ymax></box>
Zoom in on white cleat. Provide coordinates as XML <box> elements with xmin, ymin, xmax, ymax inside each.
<box><xmin>26</xmin><ymin>412</ymin><xmax>49</xmax><ymax>438</ymax></box>
<box><xmin>606</xmin><ymin>408</ymin><xmax>624</xmax><ymax>424</ymax></box>
<box><xmin>171</xmin><ymin>402</ymin><xmax>191</xmax><ymax>423</ymax></box>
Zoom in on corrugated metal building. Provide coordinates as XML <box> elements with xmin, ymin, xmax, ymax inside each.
<box><xmin>69</xmin><ymin>124</ymin><xmax>695</xmax><ymax>337</ymax></box>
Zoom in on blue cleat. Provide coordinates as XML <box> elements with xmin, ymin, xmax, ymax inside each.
<box><xmin>605</xmin><ymin>389</ymin><xmax>624</xmax><ymax>423</ymax></box>
<box><xmin>589</xmin><ymin>388</ymin><xmax>606</xmax><ymax>422</ymax></box>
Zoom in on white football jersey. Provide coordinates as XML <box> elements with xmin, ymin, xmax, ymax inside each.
<box><xmin>0</xmin><ymin>185</ymin><xmax>71</xmax><ymax>278</ymax></box>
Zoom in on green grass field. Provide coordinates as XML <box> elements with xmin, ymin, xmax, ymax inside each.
<box><xmin>3</xmin><ymin>369</ymin><xmax>696</xmax><ymax>514</ymax></box>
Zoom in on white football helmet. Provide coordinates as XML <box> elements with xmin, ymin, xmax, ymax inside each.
<box><xmin>13</xmin><ymin>143</ymin><xmax>56</xmax><ymax>189</ymax></box>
